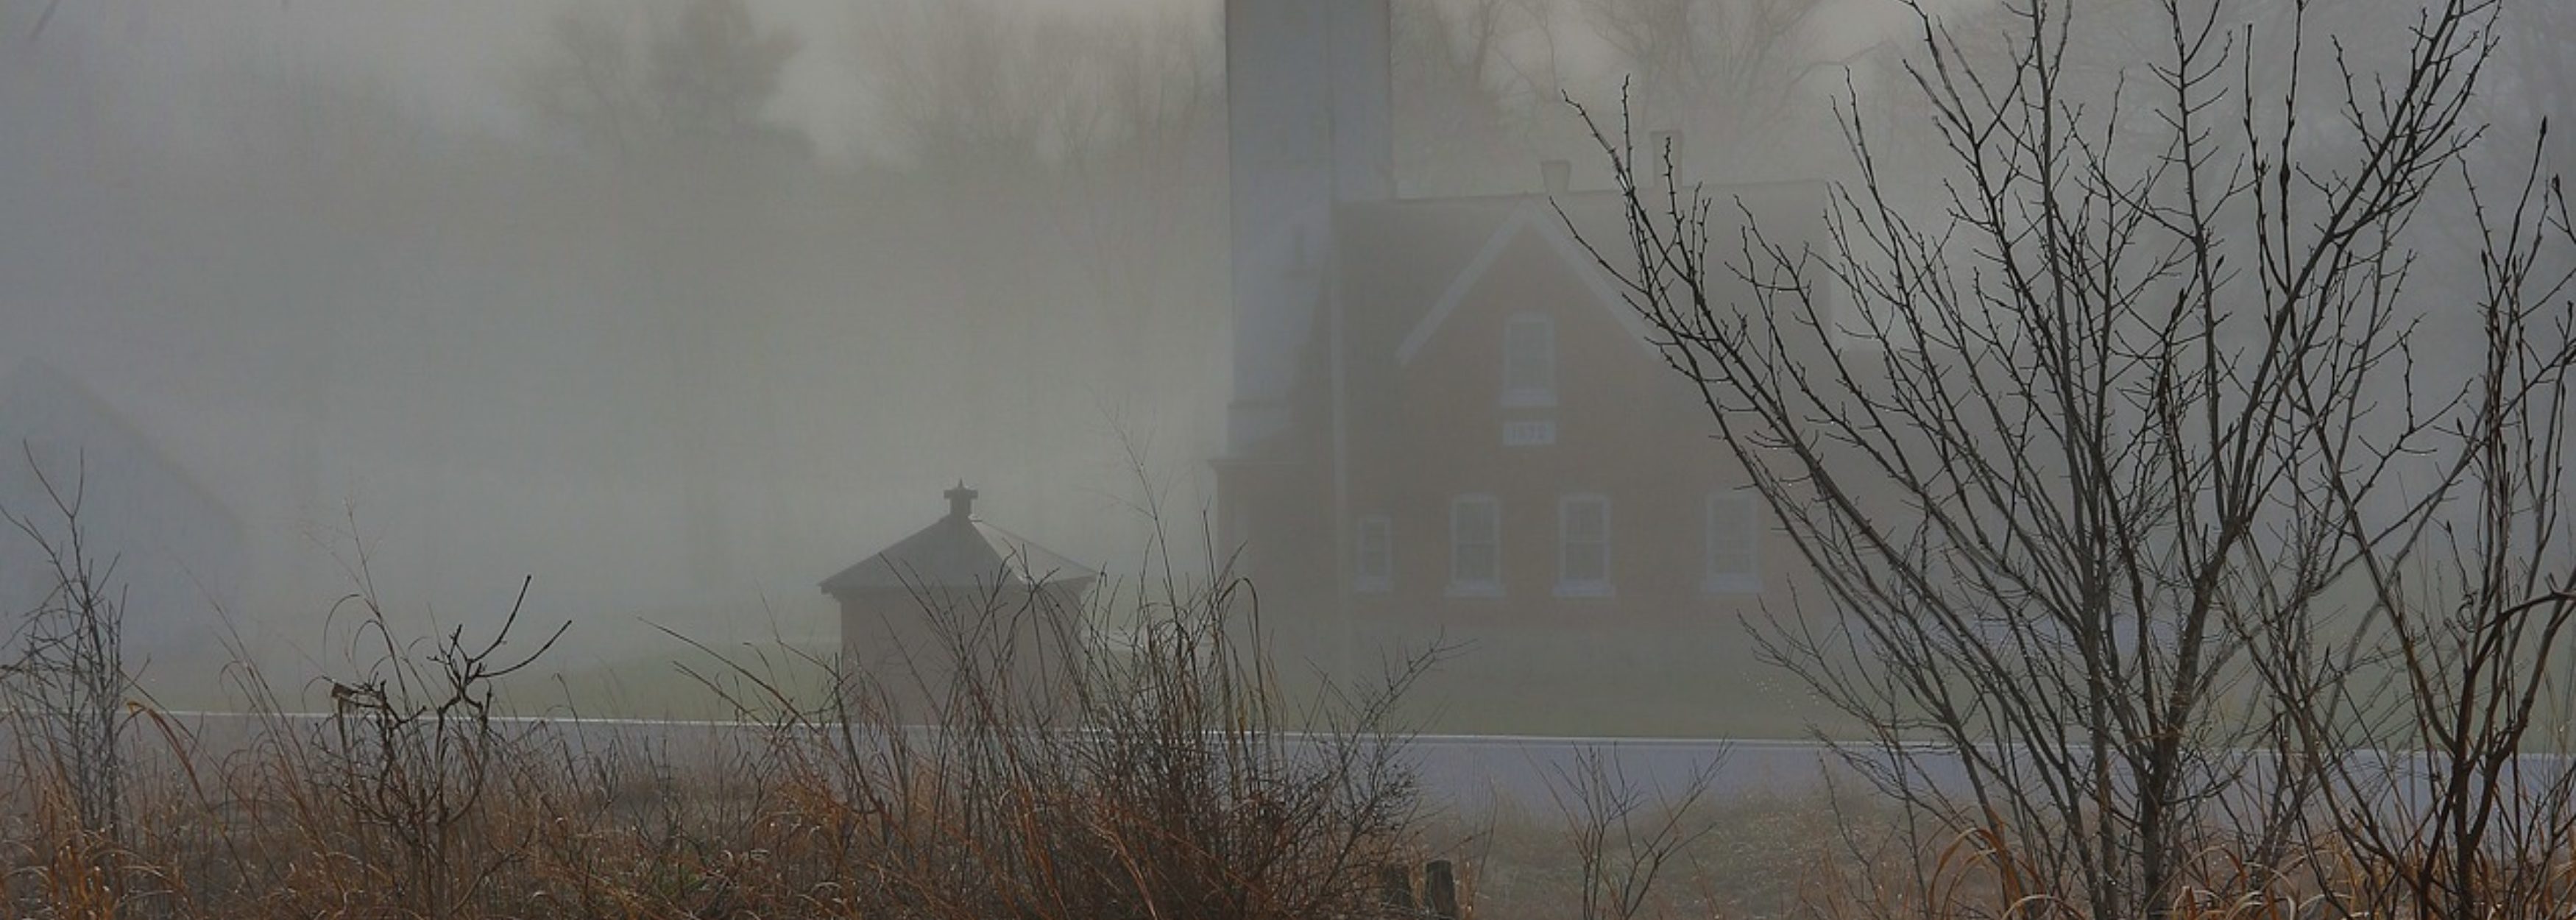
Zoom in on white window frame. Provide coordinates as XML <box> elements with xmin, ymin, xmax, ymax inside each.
<box><xmin>1448</xmin><ymin>495</ymin><xmax>1503</xmax><ymax>597</ymax></box>
<box><xmin>1556</xmin><ymin>494</ymin><xmax>1613</xmax><ymax>597</ymax></box>
<box><xmin>1705</xmin><ymin>489</ymin><xmax>1761</xmax><ymax>594</ymax></box>
<box><xmin>1354</xmin><ymin>514</ymin><xmax>1393</xmax><ymax>594</ymax></box>
<box><xmin>1501</xmin><ymin>314</ymin><xmax>1557</xmax><ymax>407</ymax></box>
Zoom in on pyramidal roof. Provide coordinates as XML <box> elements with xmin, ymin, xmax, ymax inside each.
<box><xmin>820</xmin><ymin>484</ymin><xmax>1096</xmax><ymax>596</ymax></box>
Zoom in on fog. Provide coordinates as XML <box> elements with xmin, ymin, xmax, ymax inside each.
<box><xmin>2</xmin><ymin>0</ymin><xmax>2570</xmax><ymax>719</ymax></box>
<box><xmin>1</xmin><ymin>0</ymin><xmax>1244</xmax><ymax>683</ymax></box>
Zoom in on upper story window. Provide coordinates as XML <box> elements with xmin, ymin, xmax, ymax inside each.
<box><xmin>1705</xmin><ymin>489</ymin><xmax>1761</xmax><ymax>594</ymax></box>
<box><xmin>1502</xmin><ymin>314</ymin><xmax>1557</xmax><ymax>406</ymax></box>
<box><xmin>1449</xmin><ymin>495</ymin><xmax>1502</xmax><ymax>596</ymax></box>
<box><xmin>1354</xmin><ymin>514</ymin><xmax>1393</xmax><ymax>593</ymax></box>
<box><xmin>1557</xmin><ymin>494</ymin><xmax>1611</xmax><ymax>597</ymax></box>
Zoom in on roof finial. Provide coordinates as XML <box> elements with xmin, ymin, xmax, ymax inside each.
<box><xmin>945</xmin><ymin>481</ymin><xmax>978</xmax><ymax>520</ymax></box>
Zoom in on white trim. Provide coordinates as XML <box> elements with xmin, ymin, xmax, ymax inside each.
<box><xmin>1704</xmin><ymin>489</ymin><xmax>1761</xmax><ymax>595</ymax></box>
<box><xmin>1354</xmin><ymin>514</ymin><xmax>1393</xmax><ymax>594</ymax></box>
<box><xmin>1555</xmin><ymin>493</ymin><xmax>1613</xmax><ymax>598</ymax></box>
<box><xmin>1448</xmin><ymin>494</ymin><xmax>1503</xmax><ymax>597</ymax></box>
<box><xmin>1395</xmin><ymin>201</ymin><xmax>1660</xmax><ymax>366</ymax></box>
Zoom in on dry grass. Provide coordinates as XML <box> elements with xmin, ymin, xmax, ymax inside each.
<box><xmin>12</xmin><ymin>570</ymin><xmax>2576</xmax><ymax>919</ymax></box>
<box><xmin>17</xmin><ymin>690</ymin><xmax>2576</xmax><ymax>919</ymax></box>
<box><xmin>3</xmin><ymin>543</ymin><xmax>1443</xmax><ymax>920</ymax></box>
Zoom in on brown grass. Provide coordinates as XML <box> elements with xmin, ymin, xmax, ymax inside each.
<box><xmin>17</xmin><ymin>693</ymin><xmax>2576</xmax><ymax>919</ymax></box>
<box><xmin>13</xmin><ymin>571</ymin><xmax>2576</xmax><ymax>919</ymax></box>
<box><xmin>3</xmin><ymin>548</ymin><xmax>1441</xmax><ymax>920</ymax></box>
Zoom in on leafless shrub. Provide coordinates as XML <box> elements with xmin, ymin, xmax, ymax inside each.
<box><xmin>680</xmin><ymin>515</ymin><xmax>1440</xmax><ymax>920</ymax></box>
<box><xmin>1546</xmin><ymin>746</ymin><xmax>1726</xmax><ymax>920</ymax></box>
<box><xmin>3</xmin><ymin>447</ymin><xmax>135</xmax><ymax>914</ymax></box>
<box><xmin>1</xmin><ymin>504</ymin><xmax>1438</xmax><ymax>918</ymax></box>
<box><xmin>1568</xmin><ymin>0</ymin><xmax>2576</xmax><ymax>916</ymax></box>
<box><xmin>305</xmin><ymin>568</ymin><xmax>565</xmax><ymax>919</ymax></box>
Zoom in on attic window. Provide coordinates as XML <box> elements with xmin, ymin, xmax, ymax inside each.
<box><xmin>1502</xmin><ymin>315</ymin><xmax>1557</xmax><ymax>406</ymax></box>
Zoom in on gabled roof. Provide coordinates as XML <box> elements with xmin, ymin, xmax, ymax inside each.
<box><xmin>819</xmin><ymin>489</ymin><xmax>1094</xmax><ymax>596</ymax></box>
<box><xmin>1393</xmin><ymin>197</ymin><xmax>1660</xmax><ymax>365</ymax></box>
<box><xmin>1222</xmin><ymin>181</ymin><xmax>1830</xmax><ymax>467</ymax></box>
<box><xmin>1331</xmin><ymin>182</ymin><xmax>1829</xmax><ymax>365</ymax></box>
<box><xmin>0</xmin><ymin>359</ymin><xmax>239</xmax><ymax>533</ymax></box>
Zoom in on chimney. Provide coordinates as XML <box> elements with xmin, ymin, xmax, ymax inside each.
<box><xmin>945</xmin><ymin>481</ymin><xmax>979</xmax><ymax>520</ymax></box>
<box><xmin>1225</xmin><ymin>0</ymin><xmax>1394</xmax><ymax>455</ymax></box>
<box><xmin>1540</xmin><ymin>159</ymin><xmax>1571</xmax><ymax>195</ymax></box>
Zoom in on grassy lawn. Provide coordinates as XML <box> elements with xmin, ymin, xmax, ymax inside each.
<box><xmin>459</xmin><ymin>617</ymin><xmax>1850</xmax><ymax>739</ymax></box>
<box><xmin>1275</xmin><ymin>618</ymin><xmax>1853</xmax><ymax>740</ymax></box>
<box><xmin>496</xmin><ymin>639</ymin><xmax>841</xmax><ymax>721</ymax></box>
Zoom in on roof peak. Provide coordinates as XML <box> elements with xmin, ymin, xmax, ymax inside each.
<box><xmin>819</xmin><ymin>484</ymin><xmax>1095</xmax><ymax>596</ymax></box>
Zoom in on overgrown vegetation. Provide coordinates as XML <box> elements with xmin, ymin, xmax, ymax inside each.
<box><xmin>1571</xmin><ymin>0</ymin><xmax>2576</xmax><ymax>917</ymax></box>
<box><xmin>2</xmin><ymin>515</ymin><xmax>1440</xmax><ymax>919</ymax></box>
<box><xmin>3</xmin><ymin>449</ymin><xmax>135</xmax><ymax>911</ymax></box>
<box><xmin>16</xmin><ymin>0</ymin><xmax>2576</xmax><ymax>915</ymax></box>
<box><xmin>10</xmin><ymin>486</ymin><xmax>2576</xmax><ymax>918</ymax></box>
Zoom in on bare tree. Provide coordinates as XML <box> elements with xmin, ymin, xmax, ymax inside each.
<box><xmin>1394</xmin><ymin>0</ymin><xmax>1884</xmax><ymax>192</ymax></box>
<box><xmin>1394</xmin><ymin>0</ymin><xmax>1570</xmax><ymax>197</ymax></box>
<box><xmin>518</xmin><ymin>4</ymin><xmax>648</xmax><ymax>161</ymax></box>
<box><xmin>1545</xmin><ymin>747</ymin><xmax>1725</xmax><ymax>920</ymax></box>
<box><xmin>2</xmin><ymin>447</ymin><xmax>131</xmax><ymax>850</ymax></box>
<box><xmin>645</xmin><ymin>0</ymin><xmax>799</xmax><ymax>146</ymax></box>
<box><xmin>1579</xmin><ymin>0</ymin><xmax>1833</xmax><ymax>163</ymax></box>
<box><xmin>316</xmin><ymin>570</ymin><xmax>565</xmax><ymax>920</ymax></box>
<box><xmin>1568</xmin><ymin>0</ymin><xmax>2576</xmax><ymax>917</ymax></box>
<box><xmin>849</xmin><ymin>0</ymin><xmax>1231</xmax><ymax>472</ymax></box>
<box><xmin>519</xmin><ymin>0</ymin><xmax>802</xmax><ymax>163</ymax></box>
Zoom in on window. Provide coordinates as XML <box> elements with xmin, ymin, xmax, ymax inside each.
<box><xmin>1502</xmin><ymin>315</ymin><xmax>1557</xmax><ymax>406</ymax></box>
<box><xmin>1557</xmin><ymin>494</ymin><xmax>1611</xmax><ymax>596</ymax></box>
<box><xmin>1448</xmin><ymin>495</ymin><xmax>1501</xmax><ymax>595</ymax></box>
<box><xmin>1705</xmin><ymin>490</ymin><xmax>1761</xmax><ymax>593</ymax></box>
<box><xmin>1354</xmin><ymin>515</ymin><xmax>1392</xmax><ymax>593</ymax></box>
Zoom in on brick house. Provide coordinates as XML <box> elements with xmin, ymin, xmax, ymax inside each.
<box><xmin>1215</xmin><ymin>1</ymin><xmax>1838</xmax><ymax>726</ymax></box>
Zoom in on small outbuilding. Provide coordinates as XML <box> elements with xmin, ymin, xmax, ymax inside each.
<box><xmin>820</xmin><ymin>484</ymin><xmax>1096</xmax><ymax>718</ymax></box>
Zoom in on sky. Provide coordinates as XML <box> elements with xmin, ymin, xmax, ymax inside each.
<box><xmin>3</xmin><ymin>0</ymin><xmax>1947</xmax><ymax>163</ymax></box>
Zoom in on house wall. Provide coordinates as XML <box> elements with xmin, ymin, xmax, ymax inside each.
<box><xmin>1214</xmin><ymin>0</ymin><xmax>1856</xmax><ymax>723</ymax></box>
<box><xmin>1344</xmin><ymin>229</ymin><xmax>1789</xmax><ymax>630</ymax></box>
<box><xmin>835</xmin><ymin>581</ymin><xmax>1089</xmax><ymax>721</ymax></box>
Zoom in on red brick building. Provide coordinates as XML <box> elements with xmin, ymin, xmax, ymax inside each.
<box><xmin>1216</xmin><ymin>1</ymin><xmax>1836</xmax><ymax>728</ymax></box>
